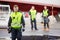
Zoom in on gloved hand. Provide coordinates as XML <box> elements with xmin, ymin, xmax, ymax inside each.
<box><xmin>7</xmin><ymin>27</ymin><xmax>11</xmax><ymax>33</ymax></box>
<box><xmin>22</xmin><ymin>28</ymin><xmax>25</xmax><ymax>32</ymax></box>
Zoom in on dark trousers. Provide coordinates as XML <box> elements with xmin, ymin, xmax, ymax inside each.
<box><xmin>44</xmin><ymin>17</ymin><xmax>49</xmax><ymax>29</ymax></box>
<box><xmin>30</xmin><ymin>19</ymin><xmax>37</xmax><ymax>30</ymax></box>
<box><xmin>11</xmin><ymin>28</ymin><xmax>22</xmax><ymax>40</ymax></box>
<box><xmin>44</xmin><ymin>22</ymin><xmax>49</xmax><ymax>29</ymax></box>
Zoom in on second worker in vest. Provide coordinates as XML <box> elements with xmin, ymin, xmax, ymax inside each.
<box><xmin>29</xmin><ymin>6</ymin><xmax>38</xmax><ymax>30</ymax></box>
<box><xmin>8</xmin><ymin>5</ymin><xmax>25</xmax><ymax>40</ymax></box>
<box><xmin>42</xmin><ymin>6</ymin><xmax>50</xmax><ymax>31</ymax></box>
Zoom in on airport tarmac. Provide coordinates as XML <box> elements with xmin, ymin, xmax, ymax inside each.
<box><xmin>0</xmin><ymin>16</ymin><xmax>60</xmax><ymax>40</ymax></box>
<box><xmin>0</xmin><ymin>20</ymin><xmax>60</xmax><ymax>40</ymax></box>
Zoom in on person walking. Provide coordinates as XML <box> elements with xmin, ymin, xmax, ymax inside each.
<box><xmin>29</xmin><ymin>6</ymin><xmax>38</xmax><ymax>30</ymax></box>
<box><xmin>42</xmin><ymin>6</ymin><xmax>49</xmax><ymax>31</ymax></box>
<box><xmin>8</xmin><ymin>5</ymin><xmax>25</xmax><ymax>40</ymax></box>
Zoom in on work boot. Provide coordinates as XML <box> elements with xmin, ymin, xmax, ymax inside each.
<box><xmin>31</xmin><ymin>29</ymin><xmax>33</xmax><ymax>31</ymax></box>
<box><xmin>46</xmin><ymin>28</ymin><xmax>49</xmax><ymax>31</ymax></box>
<box><xmin>35</xmin><ymin>29</ymin><xmax>38</xmax><ymax>30</ymax></box>
<box><xmin>43</xmin><ymin>28</ymin><xmax>46</xmax><ymax>31</ymax></box>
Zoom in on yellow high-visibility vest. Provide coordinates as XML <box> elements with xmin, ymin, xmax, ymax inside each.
<box><xmin>30</xmin><ymin>9</ymin><xmax>36</xmax><ymax>20</ymax></box>
<box><xmin>43</xmin><ymin>9</ymin><xmax>48</xmax><ymax>17</ymax></box>
<box><xmin>10</xmin><ymin>12</ymin><xmax>22</xmax><ymax>29</ymax></box>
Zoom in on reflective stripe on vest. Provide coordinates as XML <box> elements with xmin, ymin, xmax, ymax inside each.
<box><xmin>43</xmin><ymin>9</ymin><xmax>48</xmax><ymax>17</ymax></box>
<box><xmin>30</xmin><ymin>10</ymin><xmax>36</xmax><ymax>20</ymax></box>
<box><xmin>10</xmin><ymin>12</ymin><xmax>22</xmax><ymax>29</ymax></box>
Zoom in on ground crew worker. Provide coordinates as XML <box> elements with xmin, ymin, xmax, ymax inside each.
<box><xmin>29</xmin><ymin>6</ymin><xmax>38</xmax><ymax>30</ymax></box>
<box><xmin>42</xmin><ymin>6</ymin><xmax>49</xmax><ymax>31</ymax></box>
<box><xmin>8</xmin><ymin>5</ymin><xmax>25</xmax><ymax>40</ymax></box>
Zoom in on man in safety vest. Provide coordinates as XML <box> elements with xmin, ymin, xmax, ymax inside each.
<box><xmin>43</xmin><ymin>6</ymin><xmax>49</xmax><ymax>31</ymax></box>
<box><xmin>8</xmin><ymin>5</ymin><xmax>25</xmax><ymax>40</ymax></box>
<box><xmin>29</xmin><ymin>6</ymin><xmax>38</xmax><ymax>30</ymax></box>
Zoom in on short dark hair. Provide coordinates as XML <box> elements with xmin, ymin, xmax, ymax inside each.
<box><xmin>13</xmin><ymin>5</ymin><xmax>18</xmax><ymax>8</ymax></box>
